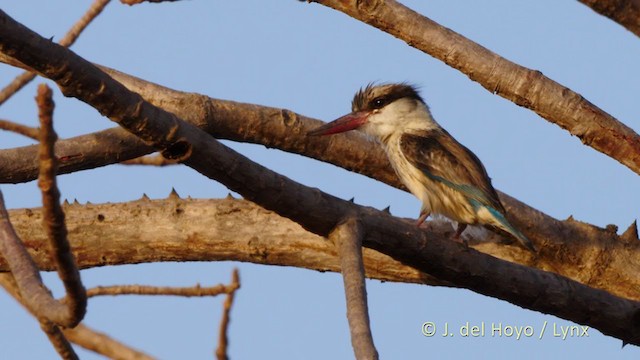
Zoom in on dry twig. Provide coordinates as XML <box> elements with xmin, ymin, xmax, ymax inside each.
<box><xmin>63</xmin><ymin>324</ymin><xmax>156</xmax><ymax>360</ymax></box>
<box><xmin>122</xmin><ymin>0</ymin><xmax>182</xmax><ymax>5</ymax></box>
<box><xmin>36</xmin><ymin>84</ymin><xmax>87</xmax><ymax>326</ymax></box>
<box><xmin>0</xmin><ymin>273</ymin><xmax>155</xmax><ymax>360</ymax></box>
<box><xmin>0</xmin><ymin>118</ymin><xmax>39</xmax><ymax>139</ymax></box>
<box><xmin>215</xmin><ymin>269</ymin><xmax>240</xmax><ymax>360</ymax></box>
<box><xmin>87</xmin><ymin>283</ymin><xmax>237</xmax><ymax>297</ymax></box>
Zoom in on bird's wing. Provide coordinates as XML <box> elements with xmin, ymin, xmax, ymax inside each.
<box><xmin>400</xmin><ymin>130</ymin><xmax>504</xmax><ymax>212</ymax></box>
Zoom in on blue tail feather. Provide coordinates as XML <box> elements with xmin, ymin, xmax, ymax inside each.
<box><xmin>470</xmin><ymin>200</ymin><xmax>536</xmax><ymax>252</ymax></box>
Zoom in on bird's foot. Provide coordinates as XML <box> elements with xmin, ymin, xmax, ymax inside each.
<box><xmin>452</xmin><ymin>223</ymin><xmax>467</xmax><ymax>240</ymax></box>
<box><xmin>415</xmin><ymin>212</ymin><xmax>430</xmax><ymax>228</ymax></box>
<box><xmin>451</xmin><ymin>223</ymin><xmax>469</xmax><ymax>249</ymax></box>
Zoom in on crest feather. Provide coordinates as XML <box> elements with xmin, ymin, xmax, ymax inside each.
<box><xmin>352</xmin><ymin>82</ymin><xmax>423</xmax><ymax>112</ymax></box>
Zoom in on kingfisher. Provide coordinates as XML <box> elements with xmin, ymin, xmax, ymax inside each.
<box><xmin>308</xmin><ymin>83</ymin><xmax>535</xmax><ymax>252</ymax></box>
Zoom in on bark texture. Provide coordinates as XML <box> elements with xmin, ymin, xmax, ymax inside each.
<box><xmin>5</xmin><ymin>197</ymin><xmax>436</xmax><ymax>286</ymax></box>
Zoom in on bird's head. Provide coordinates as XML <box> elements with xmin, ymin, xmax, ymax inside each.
<box><xmin>308</xmin><ymin>83</ymin><xmax>437</xmax><ymax>142</ymax></box>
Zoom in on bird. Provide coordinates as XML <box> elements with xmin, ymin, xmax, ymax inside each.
<box><xmin>308</xmin><ymin>83</ymin><xmax>535</xmax><ymax>252</ymax></box>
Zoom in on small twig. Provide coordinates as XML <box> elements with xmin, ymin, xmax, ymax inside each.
<box><xmin>330</xmin><ymin>217</ymin><xmax>378</xmax><ymax>360</ymax></box>
<box><xmin>87</xmin><ymin>283</ymin><xmax>237</xmax><ymax>297</ymax></box>
<box><xmin>120</xmin><ymin>153</ymin><xmax>179</xmax><ymax>166</ymax></box>
<box><xmin>0</xmin><ymin>0</ymin><xmax>111</xmax><ymax>106</ymax></box>
<box><xmin>121</xmin><ymin>0</ymin><xmax>182</xmax><ymax>5</ymax></box>
<box><xmin>0</xmin><ymin>118</ymin><xmax>39</xmax><ymax>139</ymax></box>
<box><xmin>63</xmin><ymin>324</ymin><xmax>156</xmax><ymax>360</ymax></box>
<box><xmin>0</xmin><ymin>274</ymin><xmax>79</xmax><ymax>360</ymax></box>
<box><xmin>37</xmin><ymin>84</ymin><xmax>87</xmax><ymax>326</ymax></box>
<box><xmin>60</xmin><ymin>0</ymin><xmax>111</xmax><ymax>48</ymax></box>
<box><xmin>215</xmin><ymin>269</ymin><xmax>240</xmax><ymax>360</ymax></box>
<box><xmin>0</xmin><ymin>71</ymin><xmax>38</xmax><ymax>107</ymax></box>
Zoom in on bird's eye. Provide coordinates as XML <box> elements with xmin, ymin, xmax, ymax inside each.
<box><xmin>372</xmin><ymin>97</ymin><xmax>386</xmax><ymax>109</ymax></box>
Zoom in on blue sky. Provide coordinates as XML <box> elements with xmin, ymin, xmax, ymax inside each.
<box><xmin>0</xmin><ymin>1</ymin><xmax>638</xmax><ymax>358</ymax></box>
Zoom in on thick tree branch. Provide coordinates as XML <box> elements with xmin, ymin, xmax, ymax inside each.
<box><xmin>0</xmin><ymin>67</ymin><xmax>636</xmax><ymax>303</ymax></box>
<box><xmin>6</xmin><ymin>197</ymin><xmax>440</xmax><ymax>286</ymax></box>
<box><xmin>7</xmin><ymin>197</ymin><xmax>640</xmax><ymax>349</ymax></box>
<box><xmin>0</xmin><ymin>126</ymin><xmax>154</xmax><ymax>183</ymax></box>
<box><xmin>1</xmin><ymin>11</ymin><xmax>639</xmax><ymax>345</ymax></box>
<box><xmin>309</xmin><ymin>0</ymin><xmax>640</xmax><ymax>176</ymax></box>
<box><xmin>578</xmin><ymin>0</ymin><xmax>640</xmax><ymax>37</ymax></box>
<box><xmin>330</xmin><ymin>217</ymin><xmax>378</xmax><ymax>360</ymax></box>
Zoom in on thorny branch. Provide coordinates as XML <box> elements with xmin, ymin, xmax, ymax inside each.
<box><xmin>0</xmin><ymin>11</ymin><xmax>638</xmax><ymax>345</ymax></box>
<box><xmin>5</xmin><ymin>197</ymin><xmax>444</xmax><ymax>287</ymax></box>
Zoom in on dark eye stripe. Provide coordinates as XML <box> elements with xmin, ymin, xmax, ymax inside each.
<box><xmin>371</xmin><ymin>97</ymin><xmax>388</xmax><ymax>109</ymax></box>
<box><xmin>352</xmin><ymin>83</ymin><xmax>424</xmax><ymax>112</ymax></box>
